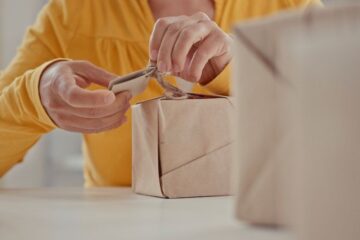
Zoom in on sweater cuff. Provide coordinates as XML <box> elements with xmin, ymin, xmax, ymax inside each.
<box><xmin>28</xmin><ymin>58</ymin><xmax>69</xmax><ymax>129</ymax></box>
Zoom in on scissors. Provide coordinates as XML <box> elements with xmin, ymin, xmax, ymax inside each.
<box><xmin>108</xmin><ymin>63</ymin><xmax>188</xmax><ymax>99</ymax></box>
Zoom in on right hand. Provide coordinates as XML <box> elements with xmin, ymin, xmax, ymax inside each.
<box><xmin>39</xmin><ymin>60</ymin><xmax>131</xmax><ymax>133</ymax></box>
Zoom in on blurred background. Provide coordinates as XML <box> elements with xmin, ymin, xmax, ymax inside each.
<box><xmin>0</xmin><ymin>0</ymin><xmax>340</xmax><ymax>188</ymax></box>
<box><xmin>0</xmin><ymin>0</ymin><xmax>83</xmax><ymax>187</ymax></box>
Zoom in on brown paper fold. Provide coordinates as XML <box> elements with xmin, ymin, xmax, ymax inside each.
<box><xmin>132</xmin><ymin>95</ymin><xmax>235</xmax><ymax>198</ymax></box>
<box><xmin>233</xmin><ymin>3</ymin><xmax>360</xmax><ymax>226</ymax></box>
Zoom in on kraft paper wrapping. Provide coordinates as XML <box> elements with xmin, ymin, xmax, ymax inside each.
<box><xmin>281</xmin><ymin>21</ymin><xmax>360</xmax><ymax>240</ymax></box>
<box><xmin>132</xmin><ymin>96</ymin><xmax>235</xmax><ymax>198</ymax></box>
<box><xmin>233</xmin><ymin>3</ymin><xmax>360</xmax><ymax>226</ymax></box>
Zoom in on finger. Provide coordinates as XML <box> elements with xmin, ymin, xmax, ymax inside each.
<box><xmin>71</xmin><ymin>61</ymin><xmax>117</xmax><ymax>87</ymax></box>
<box><xmin>62</xmin><ymin>117</ymin><xmax>127</xmax><ymax>134</ymax></box>
<box><xmin>149</xmin><ymin>16</ymin><xmax>186</xmax><ymax>62</ymax></box>
<box><xmin>187</xmin><ymin>33</ymin><xmax>230</xmax><ymax>82</ymax></box>
<box><xmin>175</xmin><ymin>46</ymin><xmax>197</xmax><ymax>80</ymax></box>
<box><xmin>55</xmin><ymin>91</ymin><xmax>131</xmax><ymax>119</ymax></box>
<box><xmin>157</xmin><ymin>19</ymin><xmax>196</xmax><ymax>72</ymax></box>
<box><xmin>55</xmin><ymin>111</ymin><xmax>128</xmax><ymax>134</ymax></box>
<box><xmin>74</xmin><ymin>75</ymin><xmax>90</xmax><ymax>88</ymax></box>
<box><xmin>191</xmin><ymin>12</ymin><xmax>212</xmax><ymax>22</ymax></box>
<box><xmin>54</xmin><ymin>77</ymin><xmax>119</xmax><ymax>108</ymax></box>
<box><xmin>172</xmin><ymin>21</ymin><xmax>214</xmax><ymax>73</ymax></box>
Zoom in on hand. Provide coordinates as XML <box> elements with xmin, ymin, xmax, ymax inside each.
<box><xmin>39</xmin><ymin>60</ymin><xmax>131</xmax><ymax>133</ymax></box>
<box><xmin>149</xmin><ymin>12</ymin><xmax>233</xmax><ymax>85</ymax></box>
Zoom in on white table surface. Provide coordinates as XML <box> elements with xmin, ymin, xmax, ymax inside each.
<box><xmin>0</xmin><ymin>188</ymin><xmax>292</xmax><ymax>240</ymax></box>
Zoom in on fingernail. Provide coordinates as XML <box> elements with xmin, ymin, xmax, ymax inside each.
<box><xmin>150</xmin><ymin>50</ymin><xmax>158</xmax><ymax>61</ymax></box>
<box><xmin>158</xmin><ymin>61</ymin><xmax>166</xmax><ymax>72</ymax></box>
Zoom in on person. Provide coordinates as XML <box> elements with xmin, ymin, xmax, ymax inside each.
<box><xmin>0</xmin><ymin>0</ymin><xmax>321</xmax><ymax>187</ymax></box>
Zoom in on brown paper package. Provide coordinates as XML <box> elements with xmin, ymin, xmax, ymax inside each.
<box><xmin>232</xmin><ymin>3</ymin><xmax>360</xmax><ymax>226</ymax></box>
<box><xmin>132</xmin><ymin>95</ymin><xmax>235</xmax><ymax>198</ymax></box>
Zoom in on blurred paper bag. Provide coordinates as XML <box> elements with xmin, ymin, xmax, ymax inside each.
<box><xmin>282</xmin><ymin>24</ymin><xmax>360</xmax><ymax>240</ymax></box>
<box><xmin>132</xmin><ymin>95</ymin><xmax>234</xmax><ymax>198</ymax></box>
<box><xmin>233</xmin><ymin>3</ymin><xmax>360</xmax><ymax>225</ymax></box>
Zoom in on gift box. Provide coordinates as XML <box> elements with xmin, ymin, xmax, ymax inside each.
<box><xmin>232</xmin><ymin>3</ymin><xmax>360</xmax><ymax>226</ymax></box>
<box><xmin>132</xmin><ymin>95</ymin><xmax>235</xmax><ymax>198</ymax></box>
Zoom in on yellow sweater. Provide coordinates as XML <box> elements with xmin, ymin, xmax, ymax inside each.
<box><xmin>0</xmin><ymin>0</ymin><xmax>321</xmax><ymax>186</ymax></box>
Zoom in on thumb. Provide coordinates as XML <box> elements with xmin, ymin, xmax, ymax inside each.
<box><xmin>71</xmin><ymin>61</ymin><xmax>117</xmax><ymax>87</ymax></box>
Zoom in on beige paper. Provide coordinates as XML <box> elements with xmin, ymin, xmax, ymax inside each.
<box><xmin>282</xmin><ymin>30</ymin><xmax>360</xmax><ymax>240</ymax></box>
<box><xmin>233</xmin><ymin>3</ymin><xmax>360</xmax><ymax>226</ymax></box>
<box><xmin>132</xmin><ymin>95</ymin><xmax>235</xmax><ymax>198</ymax></box>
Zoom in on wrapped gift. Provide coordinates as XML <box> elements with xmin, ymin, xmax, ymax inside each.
<box><xmin>109</xmin><ymin>63</ymin><xmax>235</xmax><ymax>198</ymax></box>
<box><xmin>232</xmin><ymin>3</ymin><xmax>360</xmax><ymax>225</ymax></box>
<box><xmin>131</xmin><ymin>94</ymin><xmax>235</xmax><ymax>198</ymax></box>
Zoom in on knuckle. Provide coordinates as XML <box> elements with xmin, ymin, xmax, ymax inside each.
<box><xmin>178</xmin><ymin>15</ymin><xmax>188</xmax><ymax>21</ymax></box>
<box><xmin>197</xmin><ymin>49</ymin><xmax>209</xmax><ymax>59</ymax></box>
<box><xmin>168</xmin><ymin>23</ymin><xmax>182</xmax><ymax>33</ymax></box>
<box><xmin>155</xmin><ymin>18</ymin><xmax>169</xmax><ymax>29</ymax></box>
<box><xmin>77</xmin><ymin>60</ymin><xmax>91</xmax><ymax>66</ymax></box>
<box><xmin>194</xmin><ymin>12</ymin><xmax>210</xmax><ymax>20</ymax></box>
<box><xmin>214</xmin><ymin>34</ymin><xmax>231</xmax><ymax>52</ymax></box>
<box><xmin>205</xmin><ymin>20</ymin><xmax>217</xmax><ymax>29</ymax></box>
<box><xmin>216</xmin><ymin>32</ymin><xmax>228</xmax><ymax>42</ymax></box>
<box><xmin>198</xmin><ymin>23</ymin><xmax>210</xmax><ymax>34</ymax></box>
<box><xmin>181</xmin><ymin>28</ymin><xmax>193</xmax><ymax>40</ymax></box>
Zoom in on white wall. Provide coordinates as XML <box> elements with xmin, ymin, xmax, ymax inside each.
<box><xmin>0</xmin><ymin>0</ymin><xmax>83</xmax><ymax>188</ymax></box>
<box><xmin>0</xmin><ymin>0</ymin><xmax>49</xmax><ymax>187</ymax></box>
<box><xmin>0</xmin><ymin>0</ymin><xmax>46</xmax><ymax>67</ymax></box>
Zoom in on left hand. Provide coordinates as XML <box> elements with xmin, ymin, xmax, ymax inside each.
<box><xmin>149</xmin><ymin>12</ymin><xmax>233</xmax><ymax>85</ymax></box>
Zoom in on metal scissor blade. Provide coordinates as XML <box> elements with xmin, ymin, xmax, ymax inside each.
<box><xmin>154</xmin><ymin>71</ymin><xmax>188</xmax><ymax>99</ymax></box>
<box><xmin>109</xmin><ymin>63</ymin><xmax>188</xmax><ymax>99</ymax></box>
<box><xmin>147</xmin><ymin>62</ymin><xmax>188</xmax><ymax>99</ymax></box>
<box><xmin>108</xmin><ymin>67</ymin><xmax>155</xmax><ymax>90</ymax></box>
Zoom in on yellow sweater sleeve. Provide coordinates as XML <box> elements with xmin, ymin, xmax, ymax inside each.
<box><xmin>0</xmin><ymin>0</ymin><xmax>72</xmax><ymax>176</ymax></box>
